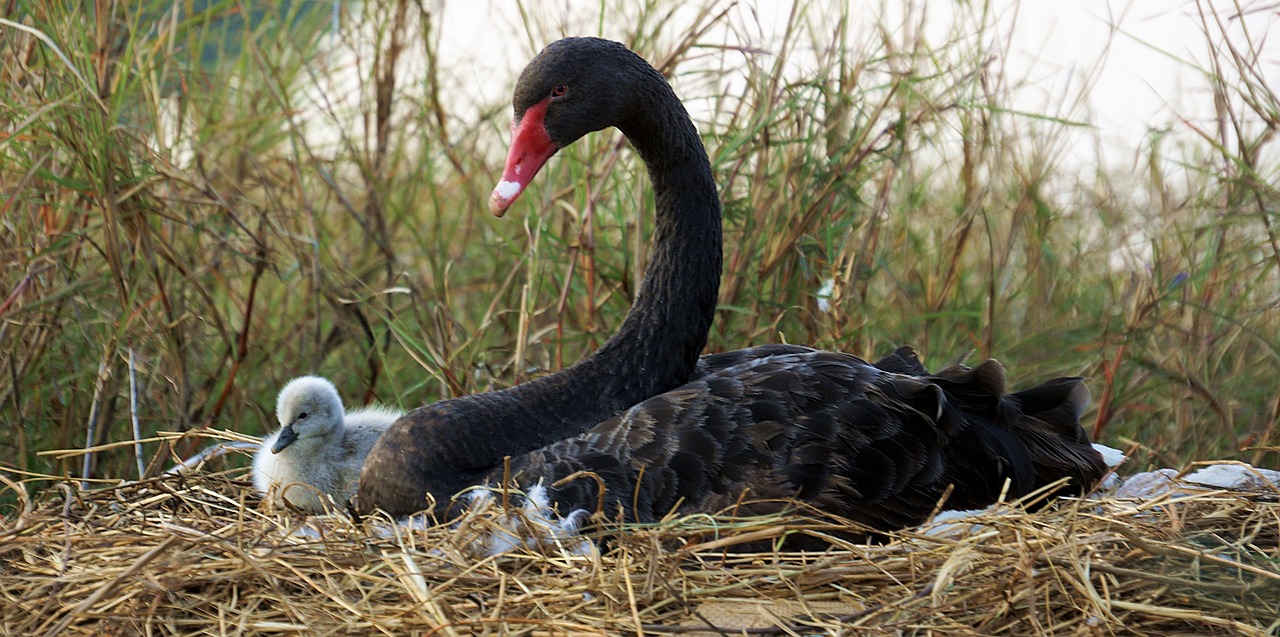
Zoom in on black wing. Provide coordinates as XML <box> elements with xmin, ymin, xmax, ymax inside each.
<box><xmin>497</xmin><ymin>348</ymin><xmax>1104</xmax><ymax>533</ymax></box>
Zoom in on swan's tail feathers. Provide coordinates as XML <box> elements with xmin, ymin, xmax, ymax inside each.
<box><xmin>917</xmin><ymin>359</ymin><xmax>1009</xmax><ymax>436</ymax></box>
<box><xmin>931</xmin><ymin>359</ymin><xmax>1008</xmax><ymax>415</ymax></box>
<box><xmin>1007</xmin><ymin>377</ymin><xmax>1108</xmax><ymax>499</ymax></box>
<box><xmin>915</xmin><ymin>362</ymin><xmax>1103</xmax><ymax>510</ymax></box>
<box><xmin>917</xmin><ymin>362</ymin><xmax>1034</xmax><ymax>510</ymax></box>
<box><xmin>872</xmin><ymin>345</ymin><xmax>928</xmax><ymax>375</ymax></box>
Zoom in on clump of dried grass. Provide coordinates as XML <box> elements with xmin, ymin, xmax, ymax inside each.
<box><xmin>2</xmin><ymin>441</ymin><xmax>1277</xmax><ymax>636</ymax></box>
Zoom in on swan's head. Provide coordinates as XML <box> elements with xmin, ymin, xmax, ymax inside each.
<box><xmin>271</xmin><ymin>376</ymin><xmax>344</xmax><ymax>454</ymax></box>
<box><xmin>490</xmin><ymin>37</ymin><xmax>655</xmax><ymax>216</ymax></box>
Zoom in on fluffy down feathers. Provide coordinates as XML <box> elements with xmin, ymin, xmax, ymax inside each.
<box><xmin>253</xmin><ymin>376</ymin><xmax>400</xmax><ymax>513</ymax></box>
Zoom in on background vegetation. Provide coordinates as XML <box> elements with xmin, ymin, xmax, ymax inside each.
<box><xmin>1</xmin><ymin>0</ymin><xmax>1276</xmax><ymax>493</ymax></box>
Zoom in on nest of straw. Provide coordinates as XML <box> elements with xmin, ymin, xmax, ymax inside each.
<box><xmin>2</xmin><ymin>446</ymin><xmax>1278</xmax><ymax>637</ymax></box>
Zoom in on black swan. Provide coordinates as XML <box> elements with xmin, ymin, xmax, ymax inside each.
<box><xmin>355</xmin><ymin>38</ymin><xmax>1106</xmax><ymax>534</ymax></box>
<box><xmin>253</xmin><ymin>376</ymin><xmax>401</xmax><ymax>513</ymax></box>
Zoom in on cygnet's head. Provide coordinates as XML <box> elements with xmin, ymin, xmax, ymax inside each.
<box><xmin>272</xmin><ymin>376</ymin><xmax>345</xmax><ymax>454</ymax></box>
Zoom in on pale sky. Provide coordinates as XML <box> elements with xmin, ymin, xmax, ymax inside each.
<box><xmin>424</xmin><ymin>0</ymin><xmax>1278</xmax><ymax>170</ymax></box>
<box><xmin>146</xmin><ymin>1</ymin><xmax>1276</xmax><ymax>280</ymax></box>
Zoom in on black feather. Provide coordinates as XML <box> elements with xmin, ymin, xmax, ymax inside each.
<box><xmin>355</xmin><ymin>38</ymin><xmax>1108</xmax><ymax>539</ymax></box>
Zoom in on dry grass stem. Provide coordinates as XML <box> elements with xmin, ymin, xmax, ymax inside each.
<box><xmin>0</xmin><ymin>460</ymin><xmax>1276</xmax><ymax>636</ymax></box>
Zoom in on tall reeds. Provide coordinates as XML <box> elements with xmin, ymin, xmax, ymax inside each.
<box><xmin>0</xmin><ymin>0</ymin><xmax>1275</xmax><ymax>491</ymax></box>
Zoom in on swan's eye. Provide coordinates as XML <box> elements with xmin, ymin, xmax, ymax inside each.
<box><xmin>297</xmin><ymin>412</ymin><xmax>308</xmax><ymax>420</ymax></box>
<box><xmin>550</xmin><ymin>84</ymin><xmax>568</xmax><ymax>98</ymax></box>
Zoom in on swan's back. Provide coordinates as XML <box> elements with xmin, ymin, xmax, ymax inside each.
<box><xmin>498</xmin><ymin>347</ymin><xmax>1105</xmax><ymax>533</ymax></box>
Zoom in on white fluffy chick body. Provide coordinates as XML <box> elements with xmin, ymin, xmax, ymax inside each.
<box><xmin>252</xmin><ymin>376</ymin><xmax>401</xmax><ymax>513</ymax></box>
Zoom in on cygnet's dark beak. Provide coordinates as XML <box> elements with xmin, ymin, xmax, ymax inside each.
<box><xmin>270</xmin><ymin>424</ymin><xmax>298</xmax><ymax>454</ymax></box>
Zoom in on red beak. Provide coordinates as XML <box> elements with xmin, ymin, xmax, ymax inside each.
<box><xmin>490</xmin><ymin>100</ymin><xmax>557</xmax><ymax>216</ymax></box>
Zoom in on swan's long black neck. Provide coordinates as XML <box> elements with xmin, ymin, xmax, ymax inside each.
<box><xmin>389</xmin><ymin>69</ymin><xmax>722</xmax><ymax>508</ymax></box>
<box><xmin>591</xmin><ymin>91</ymin><xmax>723</xmax><ymax>402</ymax></box>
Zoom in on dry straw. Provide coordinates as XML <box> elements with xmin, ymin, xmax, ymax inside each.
<box><xmin>1</xmin><ymin>436</ymin><xmax>1277</xmax><ymax>636</ymax></box>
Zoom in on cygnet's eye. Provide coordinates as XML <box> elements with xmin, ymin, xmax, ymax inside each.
<box><xmin>297</xmin><ymin>412</ymin><xmax>308</xmax><ymax>420</ymax></box>
<box><xmin>550</xmin><ymin>84</ymin><xmax>568</xmax><ymax>99</ymax></box>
